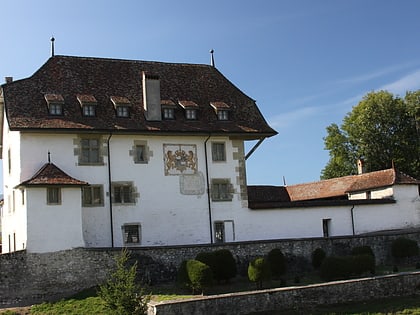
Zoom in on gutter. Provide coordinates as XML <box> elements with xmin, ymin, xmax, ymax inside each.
<box><xmin>107</xmin><ymin>133</ymin><xmax>114</xmax><ymax>247</ymax></box>
<box><xmin>204</xmin><ymin>134</ymin><xmax>213</xmax><ymax>244</ymax></box>
<box><xmin>350</xmin><ymin>205</ymin><xmax>355</xmax><ymax>236</ymax></box>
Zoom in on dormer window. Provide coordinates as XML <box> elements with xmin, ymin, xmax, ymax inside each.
<box><xmin>186</xmin><ymin>109</ymin><xmax>197</xmax><ymax>120</ymax></box>
<box><xmin>77</xmin><ymin>94</ymin><xmax>97</xmax><ymax>117</ymax></box>
<box><xmin>179</xmin><ymin>100</ymin><xmax>198</xmax><ymax>120</ymax></box>
<box><xmin>217</xmin><ymin>110</ymin><xmax>229</xmax><ymax>121</ymax></box>
<box><xmin>162</xmin><ymin>99</ymin><xmax>176</xmax><ymax>120</ymax></box>
<box><xmin>44</xmin><ymin>94</ymin><xmax>64</xmax><ymax>116</ymax></box>
<box><xmin>111</xmin><ymin>96</ymin><xmax>131</xmax><ymax>118</ymax></box>
<box><xmin>210</xmin><ymin>102</ymin><xmax>231</xmax><ymax>121</ymax></box>
<box><xmin>163</xmin><ymin>108</ymin><xmax>174</xmax><ymax>119</ymax></box>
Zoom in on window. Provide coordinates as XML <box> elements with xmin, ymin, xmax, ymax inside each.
<box><xmin>135</xmin><ymin>145</ymin><xmax>146</xmax><ymax>163</ymax></box>
<box><xmin>163</xmin><ymin>108</ymin><xmax>175</xmax><ymax>119</ymax></box>
<box><xmin>112</xmin><ymin>182</ymin><xmax>135</xmax><ymax>204</ymax></box>
<box><xmin>80</xmin><ymin>138</ymin><xmax>101</xmax><ymax>164</ymax></box>
<box><xmin>217</xmin><ymin>110</ymin><xmax>229</xmax><ymax>121</ymax></box>
<box><xmin>21</xmin><ymin>189</ymin><xmax>25</xmax><ymax>205</ymax></box>
<box><xmin>82</xmin><ymin>185</ymin><xmax>104</xmax><ymax>206</ymax></box>
<box><xmin>116</xmin><ymin>105</ymin><xmax>130</xmax><ymax>117</ymax></box>
<box><xmin>322</xmin><ymin>218</ymin><xmax>331</xmax><ymax>238</ymax></box>
<box><xmin>83</xmin><ymin>104</ymin><xmax>96</xmax><ymax>116</ymax></box>
<box><xmin>49</xmin><ymin>103</ymin><xmax>63</xmax><ymax>115</ymax></box>
<box><xmin>47</xmin><ymin>187</ymin><xmax>61</xmax><ymax>205</ymax></box>
<box><xmin>366</xmin><ymin>191</ymin><xmax>372</xmax><ymax>199</ymax></box>
<box><xmin>211</xmin><ymin>179</ymin><xmax>233</xmax><ymax>201</ymax></box>
<box><xmin>212</xmin><ymin>142</ymin><xmax>226</xmax><ymax>162</ymax></box>
<box><xmin>122</xmin><ymin>224</ymin><xmax>140</xmax><ymax>245</ymax></box>
<box><xmin>214</xmin><ymin>221</ymin><xmax>225</xmax><ymax>243</ymax></box>
<box><xmin>131</xmin><ymin>141</ymin><xmax>149</xmax><ymax>164</ymax></box>
<box><xmin>185</xmin><ymin>109</ymin><xmax>197</xmax><ymax>120</ymax></box>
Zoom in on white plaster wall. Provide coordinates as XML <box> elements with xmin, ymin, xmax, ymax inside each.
<box><xmin>235</xmin><ymin>206</ymin><xmax>354</xmax><ymax>241</ymax></box>
<box><xmin>1</xmin><ymin>120</ymin><xmax>26</xmax><ymax>253</ymax></box>
<box><xmin>26</xmin><ymin>187</ymin><xmax>84</xmax><ymax>253</ymax></box>
<box><xmin>353</xmin><ymin>185</ymin><xmax>420</xmax><ymax>234</ymax></box>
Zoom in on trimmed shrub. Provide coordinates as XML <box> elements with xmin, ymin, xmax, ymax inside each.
<box><xmin>213</xmin><ymin>249</ymin><xmax>237</xmax><ymax>282</ymax></box>
<box><xmin>391</xmin><ymin>237</ymin><xmax>419</xmax><ymax>259</ymax></box>
<box><xmin>267</xmin><ymin>248</ymin><xmax>286</xmax><ymax>278</ymax></box>
<box><xmin>196</xmin><ymin>249</ymin><xmax>237</xmax><ymax>283</ymax></box>
<box><xmin>311</xmin><ymin>248</ymin><xmax>326</xmax><ymax>269</ymax></box>
<box><xmin>352</xmin><ymin>246</ymin><xmax>375</xmax><ymax>258</ymax></box>
<box><xmin>176</xmin><ymin>260</ymin><xmax>190</xmax><ymax>289</ymax></box>
<box><xmin>352</xmin><ymin>254</ymin><xmax>375</xmax><ymax>275</ymax></box>
<box><xmin>248</xmin><ymin>257</ymin><xmax>271</xmax><ymax>289</ymax></box>
<box><xmin>320</xmin><ymin>255</ymin><xmax>375</xmax><ymax>281</ymax></box>
<box><xmin>319</xmin><ymin>256</ymin><xmax>352</xmax><ymax>281</ymax></box>
<box><xmin>186</xmin><ymin>259</ymin><xmax>213</xmax><ymax>294</ymax></box>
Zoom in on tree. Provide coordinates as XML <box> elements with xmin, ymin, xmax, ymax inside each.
<box><xmin>322</xmin><ymin>90</ymin><xmax>420</xmax><ymax>179</ymax></box>
<box><xmin>98</xmin><ymin>249</ymin><xmax>150</xmax><ymax>315</ymax></box>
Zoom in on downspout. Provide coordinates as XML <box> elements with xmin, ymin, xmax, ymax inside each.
<box><xmin>204</xmin><ymin>134</ymin><xmax>213</xmax><ymax>244</ymax></box>
<box><xmin>350</xmin><ymin>205</ymin><xmax>355</xmax><ymax>236</ymax></box>
<box><xmin>107</xmin><ymin>133</ymin><xmax>114</xmax><ymax>247</ymax></box>
<box><xmin>245</xmin><ymin>137</ymin><xmax>266</xmax><ymax>160</ymax></box>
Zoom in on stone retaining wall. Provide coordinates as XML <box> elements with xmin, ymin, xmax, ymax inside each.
<box><xmin>1</xmin><ymin>230</ymin><xmax>420</xmax><ymax>307</ymax></box>
<box><xmin>148</xmin><ymin>272</ymin><xmax>420</xmax><ymax>315</ymax></box>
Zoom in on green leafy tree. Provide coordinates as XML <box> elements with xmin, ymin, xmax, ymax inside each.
<box><xmin>322</xmin><ymin>90</ymin><xmax>420</xmax><ymax>179</ymax></box>
<box><xmin>98</xmin><ymin>249</ymin><xmax>150</xmax><ymax>315</ymax></box>
<box><xmin>186</xmin><ymin>259</ymin><xmax>213</xmax><ymax>294</ymax></box>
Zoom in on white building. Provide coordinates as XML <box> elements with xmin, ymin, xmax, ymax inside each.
<box><xmin>0</xmin><ymin>55</ymin><xmax>419</xmax><ymax>253</ymax></box>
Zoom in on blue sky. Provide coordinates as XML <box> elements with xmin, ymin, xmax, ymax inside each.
<box><xmin>1</xmin><ymin>0</ymin><xmax>420</xmax><ymax>189</ymax></box>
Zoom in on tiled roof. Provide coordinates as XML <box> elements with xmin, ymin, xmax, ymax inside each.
<box><xmin>247</xmin><ymin>168</ymin><xmax>419</xmax><ymax>208</ymax></box>
<box><xmin>1</xmin><ymin>55</ymin><xmax>277</xmax><ymax>138</ymax></box>
<box><xmin>287</xmin><ymin>168</ymin><xmax>419</xmax><ymax>201</ymax></box>
<box><xmin>18</xmin><ymin>163</ymin><xmax>88</xmax><ymax>187</ymax></box>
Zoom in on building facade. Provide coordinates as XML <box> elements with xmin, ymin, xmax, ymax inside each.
<box><xmin>1</xmin><ymin>55</ymin><xmax>419</xmax><ymax>253</ymax></box>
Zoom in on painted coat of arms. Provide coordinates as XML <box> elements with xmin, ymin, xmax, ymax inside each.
<box><xmin>163</xmin><ymin>144</ymin><xmax>197</xmax><ymax>175</ymax></box>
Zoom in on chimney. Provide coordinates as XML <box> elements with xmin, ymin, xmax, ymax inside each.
<box><xmin>5</xmin><ymin>77</ymin><xmax>13</xmax><ymax>83</ymax></box>
<box><xmin>142</xmin><ymin>72</ymin><xmax>161</xmax><ymax>121</ymax></box>
<box><xmin>357</xmin><ymin>158</ymin><xmax>366</xmax><ymax>174</ymax></box>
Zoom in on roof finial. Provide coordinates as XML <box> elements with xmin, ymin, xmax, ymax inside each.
<box><xmin>50</xmin><ymin>36</ymin><xmax>55</xmax><ymax>57</ymax></box>
<box><xmin>48</xmin><ymin>151</ymin><xmax>51</xmax><ymax>163</ymax></box>
<box><xmin>210</xmin><ymin>49</ymin><xmax>215</xmax><ymax>67</ymax></box>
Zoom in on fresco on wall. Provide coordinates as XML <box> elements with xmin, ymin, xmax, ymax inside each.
<box><xmin>163</xmin><ymin>144</ymin><xmax>197</xmax><ymax>175</ymax></box>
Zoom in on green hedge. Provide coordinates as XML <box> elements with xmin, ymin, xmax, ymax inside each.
<box><xmin>311</xmin><ymin>248</ymin><xmax>326</xmax><ymax>269</ymax></box>
<box><xmin>267</xmin><ymin>248</ymin><xmax>286</xmax><ymax>278</ymax></box>
<box><xmin>319</xmin><ymin>255</ymin><xmax>375</xmax><ymax>281</ymax></box>
<box><xmin>391</xmin><ymin>237</ymin><xmax>419</xmax><ymax>259</ymax></box>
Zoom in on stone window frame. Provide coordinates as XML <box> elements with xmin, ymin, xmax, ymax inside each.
<box><xmin>47</xmin><ymin>187</ymin><xmax>61</xmax><ymax>205</ymax></box>
<box><xmin>211</xmin><ymin>178</ymin><xmax>234</xmax><ymax>202</ymax></box>
<box><xmin>129</xmin><ymin>140</ymin><xmax>151</xmax><ymax>164</ymax></box>
<box><xmin>211</xmin><ymin>141</ymin><xmax>226</xmax><ymax>162</ymax></box>
<box><xmin>82</xmin><ymin>185</ymin><xmax>104</xmax><ymax>207</ymax></box>
<box><xmin>122</xmin><ymin>223</ymin><xmax>141</xmax><ymax>245</ymax></box>
<box><xmin>74</xmin><ymin>135</ymin><xmax>105</xmax><ymax>166</ymax></box>
<box><xmin>111</xmin><ymin>181</ymin><xmax>138</xmax><ymax>205</ymax></box>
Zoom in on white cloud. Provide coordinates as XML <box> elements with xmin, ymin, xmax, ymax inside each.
<box><xmin>268</xmin><ymin>106</ymin><xmax>318</xmax><ymax>129</ymax></box>
<box><xmin>379</xmin><ymin>69</ymin><xmax>420</xmax><ymax>95</ymax></box>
